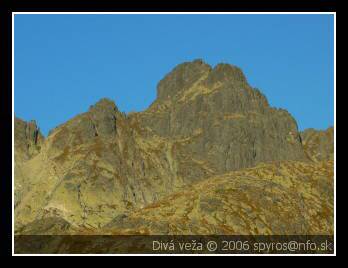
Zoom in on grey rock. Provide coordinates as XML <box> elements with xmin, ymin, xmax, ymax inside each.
<box><xmin>14</xmin><ymin>116</ymin><xmax>44</xmax><ymax>161</ymax></box>
<box><xmin>139</xmin><ymin>59</ymin><xmax>307</xmax><ymax>181</ymax></box>
<box><xmin>301</xmin><ymin>127</ymin><xmax>334</xmax><ymax>161</ymax></box>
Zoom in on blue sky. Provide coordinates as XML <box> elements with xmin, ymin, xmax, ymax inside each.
<box><xmin>14</xmin><ymin>14</ymin><xmax>334</xmax><ymax>136</ymax></box>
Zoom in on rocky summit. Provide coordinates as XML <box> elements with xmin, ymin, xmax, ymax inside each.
<box><xmin>14</xmin><ymin>59</ymin><xmax>334</xmax><ymax>235</ymax></box>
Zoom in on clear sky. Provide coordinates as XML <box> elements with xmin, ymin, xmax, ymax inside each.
<box><xmin>14</xmin><ymin>14</ymin><xmax>334</xmax><ymax>136</ymax></box>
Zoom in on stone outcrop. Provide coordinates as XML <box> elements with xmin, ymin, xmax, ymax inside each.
<box><xmin>301</xmin><ymin>127</ymin><xmax>334</xmax><ymax>162</ymax></box>
<box><xmin>14</xmin><ymin>117</ymin><xmax>44</xmax><ymax>208</ymax></box>
<box><xmin>103</xmin><ymin>160</ymin><xmax>334</xmax><ymax>235</ymax></box>
<box><xmin>14</xmin><ymin>116</ymin><xmax>44</xmax><ymax>162</ymax></box>
<box><xmin>16</xmin><ymin>160</ymin><xmax>334</xmax><ymax>237</ymax></box>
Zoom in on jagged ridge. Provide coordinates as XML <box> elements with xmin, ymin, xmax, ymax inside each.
<box><xmin>14</xmin><ymin>59</ymin><xmax>334</xmax><ymax>235</ymax></box>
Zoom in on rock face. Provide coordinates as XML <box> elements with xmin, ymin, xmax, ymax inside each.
<box><xmin>14</xmin><ymin>117</ymin><xmax>44</xmax><ymax>162</ymax></box>
<box><xmin>301</xmin><ymin>127</ymin><xmax>334</xmax><ymax>162</ymax></box>
<box><xmin>17</xmin><ymin>160</ymin><xmax>334</xmax><ymax>237</ymax></box>
<box><xmin>139</xmin><ymin>59</ymin><xmax>306</xmax><ymax>181</ymax></box>
<box><xmin>14</xmin><ymin>60</ymin><xmax>334</xmax><ymax>236</ymax></box>
<box><xmin>14</xmin><ymin>117</ymin><xmax>44</xmax><ymax>208</ymax></box>
<box><xmin>15</xmin><ymin>98</ymin><xmax>187</xmax><ymax>231</ymax></box>
<box><xmin>103</xmin><ymin>161</ymin><xmax>334</xmax><ymax>235</ymax></box>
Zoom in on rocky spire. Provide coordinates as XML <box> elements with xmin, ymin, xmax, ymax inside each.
<box><xmin>14</xmin><ymin>117</ymin><xmax>44</xmax><ymax>160</ymax></box>
<box><xmin>88</xmin><ymin>98</ymin><xmax>120</xmax><ymax>137</ymax></box>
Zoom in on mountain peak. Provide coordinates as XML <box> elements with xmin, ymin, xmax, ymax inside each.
<box><xmin>156</xmin><ymin>60</ymin><xmax>251</xmax><ymax>101</ymax></box>
<box><xmin>157</xmin><ymin>59</ymin><xmax>212</xmax><ymax>100</ymax></box>
<box><xmin>208</xmin><ymin>63</ymin><xmax>247</xmax><ymax>84</ymax></box>
<box><xmin>89</xmin><ymin>98</ymin><xmax>119</xmax><ymax>113</ymax></box>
